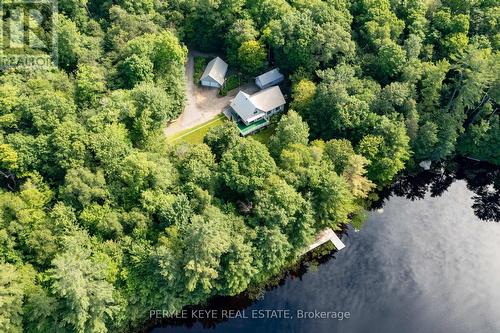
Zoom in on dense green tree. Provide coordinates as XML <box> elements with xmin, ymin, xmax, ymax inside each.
<box><xmin>111</xmin><ymin>152</ymin><xmax>175</xmax><ymax>207</ymax></box>
<box><xmin>290</xmin><ymin>79</ymin><xmax>316</xmax><ymax>113</ymax></box>
<box><xmin>268</xmin><ymin>9</ymin><xmax>355</xmax><ymax>72</ymax></box>
<box><xmin>308</xmin><ymin>164</ymin><xmax>357</xmax><ymax>228</ymax></box>
<box><xmin>248</xmin><ymin>0</ymin><xmax>293</xmax><ymax>27</ymax></box>
<box><xmin>413</xmin><ymin>121</ymin><xmax>439</xmax><ymax>160</ymax></box>
<box><xmin>373</xmin><ymin>82</ymin><xmax>414</xmax><ymax>115</ymax></box>
<box><xmin>151</xmin><ymin>31</ymin><xmax>188</xmax><ymax>77</ymax></box>
<box><xmin>119</xmin><ymin>31</ymin><xmax>187</xmax><ymax>81</ymax></box>
<box><xmin>449</xmin><ymin>44</ymin><xmax>499</xmax><ymax>114</ymax></box>
<box><xmin>1</xmin><ymin>0</ymin><xmax>498</xmax><ymax>332</ymax></box>
<box><xmin>75</xmin><ymin>65</ymin><xmax>107</xmax><ymax>108</ymax></box>
<box><xmin>0</xmin><ymin>264</ymin><xmax>33</xmax><ymax>333</ymax></box>
<box><xmin>458</xmin><ymin>116</ymin><xmax>500</xmax><ymax>164</ymax></box>
<box><xmin>47</xmin><ymin>234</ymin><xmax>118</xmax><ymax>333</ymax></box>
<box><xmin>28</xmin><ymin>91</ymin><xmax>77</xmax><ymax>135</ymax></box>
<box><xmin>220</xmin><ymin>139</ymin><xmax>276</xmax><ymax>195</ymax></box>
<box><xmin>171</xmin><ymin>143</ymin><xmax>216</xmax><ymax>189</ymax></box>
<box><xmin>218</xmin><ymin>231</ymin><xmax>256</xmax><ymax>295</ymax></box>
<box><xmin>0</xmin><ymin>143</ymin><xmax>18</xmax><ymax>177</ymax></box>
<box><xmin>323</xmin><ymin>139</ymin><xmax>356</xmax><ymax>174</ymax></box>
<box><xmin>418</xmin><ymin>60</ymin><xmax>451</xmax><ymax>113</ymax></box>
<box><xmin>429</xmin><ymin>8</ymin><xmax>470</xmax><ymax>57</ymax></box>
<box><xmin>254</xmin><ymin>175</ymin><xmax>314</xmax><ymax>248</ymax></box>
<box><xmin>302</xmin><ymin>65</ymin><xmax>379</xmax><ymax>140</ymax></box>
<box><xmin>353</xmin><ymin>0</ymin><xmax>405</xmax><ymax>48</ymax></box>
<box><xmin>278</xmin><ymin>143</ymin><xmax>323</xmax><ymax>189</ymax></box>
<box><xmin>225</xmin><ymin>19</ymin><xmax>259</xmax><ymax>64</ymax></box>
<box><xmin>89</xmin><ymin>123</ymin><xmax>132</xmax><ymax>173</ymax></box>
<box><xmin>118</xmin><ymin>55</ymin><xmax>154</xmax><ymax>89</ymax></box>
<box><xmin>56</xmin><ymin>14</ymin><xmax>101</xmax><ymax>73</ymax></box>
<box><xmin>341</xmin><ymin>154</ymin><xmax>375</xmax><ymax>199</ymax></box>
<box><xmin>254</xmin><ymin>175</ymin><xmax>304</xmax><ymax>229</ymax></box>
<box><xmin>49</xmin><ymin>120</ymin><xmax>88</xmax><ymax>174</ymax></box>
<box><xmin>203</xmin><ymin>122</ymin><xmax>241</xmax><ymax>161</ymax></box>
<box><xmin>59</xmin><ymin>0</ymin><xmax>89</xmax><ymax>24</ymax></box>
<box><xmin>56</xmin><ymin>14</ymin><xmax>84</xmax><ymax>72</ymax></box>
<box><xmin>115</xmin><ymin>0</ymin><xmax>155</xmax><ymax>15</ymax></box>
<box><xmin>357</xmin><ymin>116</ymin><xmax>410</xmax><ymax>185</ymax></box>
<box><xmin>128</xmin><ymin>83</ymin><xmax>173</xmax><ymax>142</ymax></box>
<box><xmin>3</xmin><ymin>133</ymin><xmax>44</xmax><ymax>177</ymax></box>
<box><xmin>180</xmin><ymin>207</ymin><xmax>231</xmax><ymax>298</ymax></box>
<box><xmin>105</xmin><ymin>6</ymin><xmax>161</xmax><ymax>60</ymax></box>
<box><xmin>237</xmin><ymin>40</ymin><xmax>267</xmax><ymax>76</ymax></box>
<box><xmin>60</xmin><ymin>167</ymin><xmax>110</xmax><ymax>209</ymax></box>
<box><xmin>269</xmin><ymin>111</ymin><xmax>310</xmax><ymax>158</ymax></box>
<box><xmin>253</xmin><ymin>226</ymin><xmax>292</xmax><ymax>281</ymax></box>
<box><xmin>397</xmin><ymin>0</ymin><xmax>428</xmax><ymax>37</ymax></box>
<box><xmin>0</xmin><ymin>178</ymin><xmax>59</xmax><ymax>267</ymax></box>
<box><xmin>79</xmin><ymin>203</ymin><xmax>123</xmax><ymax>239</ymax></box>
<box><xmin>376</xmin><ymin>39</ymin><xmax>407</xmax><ymax>79</ymax></box>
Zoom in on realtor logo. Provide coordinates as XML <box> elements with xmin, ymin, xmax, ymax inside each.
<box><xmin>0</xmin><ymin>0</ymin><xmax>58</xmax><ymax>70</ymax></box>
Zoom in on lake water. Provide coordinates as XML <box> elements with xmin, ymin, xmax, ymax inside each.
<box><xmin>150</xmin><ymin>160</ymin><xmax>500</xmax><ymax>333</ymax></box>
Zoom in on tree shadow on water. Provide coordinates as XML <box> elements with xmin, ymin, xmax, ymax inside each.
<box><xmin>373</xmin><ymin>157</ymin><xmax>499</xmax><ymax>222</ymax></box>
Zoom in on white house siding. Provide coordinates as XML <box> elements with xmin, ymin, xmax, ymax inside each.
<box><xmin>267</xmin><ymin>105</ymin><xmax>284</xmax><ymax>117</ymax></box>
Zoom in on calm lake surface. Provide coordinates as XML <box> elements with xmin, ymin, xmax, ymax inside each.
<box><xmin>151</xmin><ymin>161</ymin><xmax>500</xmax><ymax>333</ymax></box>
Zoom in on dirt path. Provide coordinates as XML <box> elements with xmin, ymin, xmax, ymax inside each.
<box><xmin>164</xmin><ymin>50</ymin><xmax>258</xmax><ymax>137</ymax></box>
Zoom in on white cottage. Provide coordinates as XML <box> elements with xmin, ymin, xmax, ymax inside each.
<box><xmin>228</xmin><ymin>86</ymin><xmax>286</xmax><ymax>136</ymax></box>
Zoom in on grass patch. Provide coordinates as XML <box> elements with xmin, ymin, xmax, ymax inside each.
<box><xmin>168</xmin><ymin>114</ymin><xmax>227</xmax><ymax>144</ymax></box>
<box><xmin>252</xmin><ymin>123</ymin><xmax>277</xmax><ymax>144</ymax></box>
<box><xmin>220</xmin><ymin>73</ymin><xmax>241</xmax><ymax>96</ymax></box>
<box><xmin>167</xmin><ymin>114</ymin><xmax>276</xmax><ymax>145</ymax></box>
<box><xmin>193</xmin><ymin>56</ymin><xmax>207</xmax><ymax>85</ymax></box>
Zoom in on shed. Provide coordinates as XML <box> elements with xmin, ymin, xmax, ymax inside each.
<box><xmin>255</xmin><ymin>68</ymin><xmax>284</xmax><ymax>89</ymax></box>
<box><xmin>200</xmin><ymin>57</ymin><xmax>228</xmax><ymax>88</ymax></box>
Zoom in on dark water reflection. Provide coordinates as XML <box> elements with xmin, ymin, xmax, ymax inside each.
<box><xmin>150</xmin><ymin>159</ymin><xmax>500</xmax><ymax>333</ymax></box>
<box><xmin>374</xmin><ymin>157</ymin><xmax>500</xmax><ymax>222</ymax></box>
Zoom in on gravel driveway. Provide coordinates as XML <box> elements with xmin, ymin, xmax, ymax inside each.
<box><xmin>164</xmin><ymin>50</ymin><xmax>258</xmax><ymax>137</ymax></box>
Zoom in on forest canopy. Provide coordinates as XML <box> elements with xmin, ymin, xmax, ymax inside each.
<box><xmin>0</xmin><ymin>0</ymin><xmax>498</xmax><ymax>332</ymax></box>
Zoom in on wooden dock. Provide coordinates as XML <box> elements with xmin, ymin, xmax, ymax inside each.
<box><xmin>302</xmin><ymin>228</ymin><xmax>345</xmax><ymax>255</ymax></box>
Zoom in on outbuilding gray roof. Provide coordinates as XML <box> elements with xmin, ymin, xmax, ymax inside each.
<box><xmin>255</xmin><ymin>68</ymin><xmax>284</xmax><ymax>87</ymax></box>
<box><xmin>200</xmin><ymin>57</ymin><xmax>228</xmax><ymax>86</ymax></box>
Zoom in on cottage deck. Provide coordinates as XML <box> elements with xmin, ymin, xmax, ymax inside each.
<box><xmin>237</xmin><ymin>118</ymin><xmax>269</xmax><ymax>136</ymax></box>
